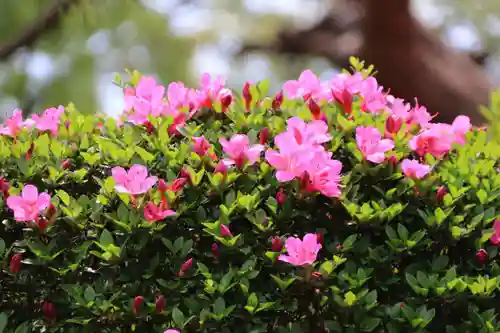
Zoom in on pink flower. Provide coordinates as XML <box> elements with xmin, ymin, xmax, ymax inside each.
<box><xmin>31</xmin><ymin>106</ymin><xmax>64</xmax><ymax>136</ymax></box>
<box><xmin>164</xmin><ymin>330</ymin><xmax>180</xmax><ymax>333</ymax></box>
<box><xmin>190</xmin><ymin>73</ymin><xmax>227</xmax><ymax>113</ymax></box>
<box><xmin>278</xmin><ymin>233</ymin><xmax>322</xmax><ymax>266</ymax></box>
<box><xmin>144</xmin><ymin>202</ymin><xmax>176</xmax><ymax>222</ymax></box>
<box><xmin>166</xmin><ymin>81</ymin><xmax>192</xmax><ymax>111</ymax></box>
<box><xmin>192</xmin><ymin>136</ymin><xmax>213</xmax><ymax>158</ymax></box>
<box><xmin>111</xmin><ymin>164</ymin><xmax>158</xmax><ymax>195</ymax></box>
<box><xmin>6</xmin><ymin>185</ymin><xmax>51</xmax><ymax>221</ymax></box>
<box><xmin>401</xmin><ymin>159</ymin><xmax>432</xmax><ymax>179</ymax></box>
<box><xmin>265</xmin><ymin>146</ymin><xmax>311</xmax><ymax>182</ymax></box>
<box><xmin>124</xmin><ymin>77</ymin><xmax>166</xmax><ymax>125</ymax></box>
<box><xmin>219</xmin><ymin>134</ymin><xmax>264</xmax><ymax>168</ymax></box>
<box><xmin>359</xmin><ymin>77</ymin><xmax>387</xmax><ymax>113</ymax></box>
<box><xmin>490</xmin><ymin>219</ymin><xmax>500</xmax><ymax>245</ymax></box>
<box><xmin>303</xmin><ymin>151</ymin><xmax>343</xmax><ymax>198</ymax></box>
<box><xmin>408</xmin><ymin>103</ymin><xmax>432</xmax><ymax>127</ymax></box>
<box><xmin>0</xmin><ymin>110</ymin><xmax>33</xmax><ymax>137</ymax></box>
<box><xmin>450</xmin><ymin>115</ymin><xmax>471</xmax><ymax>145</ymax></box>
<box><xmin>329</xmin><ymin>72</ymin><xmax>364</xmax><ymax>113</ymax></box>
<box><xmin>162</xmin><ymin>106</ymin><xmax>187</xmax><ymax>135</ymax></box>
<box><xmin>280</xmin><ymin>117</ymin><xmax>331</xmax><ymax>149</ymax></box>
<box><xmin>283</xmin><ymin>70</ymin><xmax>328</xmax><ymax>102</ymax></box>
<box><xmin>220</xmin><ymin>224</ymin><xmax>232</xmax><ymax>238</ymax></box>
<box><xmin>356</xmin><ymin>126</ymin><xmax>395</xmax><ymax>163</ymax></box>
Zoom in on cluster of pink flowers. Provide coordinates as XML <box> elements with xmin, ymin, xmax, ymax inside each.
<box><xmin>265</xmin><ymin>117</ymin><xmax>342</xmax><ymax>198</ymax></box>
<box><xmin>219</xmin><ymin>134</ymin><xmax>264</xmax><ymax>169</ymax></box>
<box><xmin>122</xmin><ymin>74</ymin><xmax>232</xmax><ymax>134</ymax></box>
<box><xmin>0</xmin><ymin>106</ymin><xmax>64</xmax><ymax>138</ymax></box>
<box><xmin>278</xmin><ymin>233</ymin><xmax>322</xmax><ymax>266</ymax></box>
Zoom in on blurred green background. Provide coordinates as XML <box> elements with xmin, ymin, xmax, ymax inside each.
<box><xmin>0</xmin><ymin>0</ymin><xmax>499</xmax><ymax>120</ymax></box>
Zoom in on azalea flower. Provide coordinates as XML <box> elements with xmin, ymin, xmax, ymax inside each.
<box><xmin>31</xmin><ymin>106</ymin><xmax>64</xmax><ymax>136</ymax></box>
<box><xmin>283</xmin><ymin>70</ymin><xmax>329</xmax><ymax>102</ymax></box>
<box><xmin>6</xmin><ymin>185</ymin><xmax>51</xmax><ymax>221</ymax></box>
<box><xmin>401</xmin><ymin>159</ymin><xmax>432</xmax><ymax>179</ymax></box>
<box><xmin>125</xmin><ymin>76</ymin><xmax>166</xmax><ymax>125</ymax></box>
<box><xmin>356</xmin><ymin>126</ymin><xmax>395</xmax><ymax>163</ymax></box>
<box><xmin>219</xmin><ymin>134</ymin><xmax>264</xmax><ymax>168</ymax></box>
<box><xmin>278</xmin><ymin>233</ymin><xmax>322</xmax><ymax>266</ymax></box>
<box><xmin>490</xmin><ymin>219</ymin><xmax>500</xmax><ymax>245</ymax></box>
<box><xmin>0</xmin><ymin>110</ymin><xmax>33</xmax><ymax>137</ymax></box>
<box><xmin>111</xmin><ymin>164</ymin><xmax>157</xmax><ymax>195</ymax></box>
<box><xmin>144</xmin><ymin>201</ymin><xmax>176</xmax><ymax>222</ymax></box>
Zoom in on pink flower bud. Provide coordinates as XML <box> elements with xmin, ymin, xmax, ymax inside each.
<box><xmin>243</xmin><ymin>82</ymin><xmax>252</xmax><ymax>112</ymax></box>
<box><xmin>220</xmin><ymin>90</ymin><xmax>233</xmax><ymax>112</ymax></box>
<box><xmin>155</xmin><ymin>295</ymin><xmax>165</xmax><ymax>313</ymax></box>
<box><xmin>276</xmin><ymin>188</ymin><xmax>287</xmax><ymax>206</ymax></box>
<box><xmin>133</xmin><ymin>296</ymin><xmax>144</xmax><ymax>314</ymax></box>
<box><xmin>271</xmin><ymin>237</ymin><xmax>283</xmax><ymax>252</ymax></box>
<box><xmin>259</xmin><ymin>128</ymin><xmax>270</xmax><ymax>145</ymax></box>
<box><xmin>42</xmin><ymin>301</ymin><xmax>57</xmax><ymax>321</ymax></box>
<box><xmin>171</xmin><ymin>177</ymin><xmax>188</xmax><ymax>192</ymax></box>
<box><xmin>214</xmin><ymin>161</ymin><xmax>228</xmax><ymax>175</ymax></box>
<box><xmin>212</xmin><ymin>243</ymin><xmax>219</xmax><ymax>257</ymax></box>
<box><xmin>179</xmin><ymin>258</ymin><xmax>193</xmax><ymax>276</ymax></box>
<box><xmin>436</xmin><ymin>186</ymin><xmax>447</xmax><ymax>202</ymax></box>
<box><xmin>307</xmin><ymin>99</ymin><xmax>321</xmax><ymax>120</ymax></box>
<box><xmin>476</xmin><ymin>248</ymin><xmax>488</xmax><ymax>264</ymax></box>
<box><xmin>385</xmin><ymin>115</ymin><xmax>403</xmax><ymax>134</ymax></box>
<box><xmin>220</xmin><ymin>224</ymin><xmax>232</xmax><ymax>238</ymax></box>
<box><xmin>10</xmin><ymin>253</ymin><xmax>22</xmax><ymax>274</ymax></box>
<box><xmin>272</xmin><ymin>90</ymin><xmax>283</xmax><ymax>109</ymax></box>
<box><xmin>60</xmin><ymin>159</ymin><xmax>71</xmax><ymax>170</ymax></box>
<box><xmin>158</xmin><ymin>179</ymin><xmax>168</xmax><ymax>193</ymax></box>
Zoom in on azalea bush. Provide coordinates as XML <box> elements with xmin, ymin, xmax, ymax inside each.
<box><xmin>1</xmin><ymin>58</ymin><xmax>500</xmax><ymax>333</ymax></box>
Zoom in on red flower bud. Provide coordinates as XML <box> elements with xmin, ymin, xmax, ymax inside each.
<box><xmin>332</xmin><ymin>89</ymin><xmax>353</xmax><ymax>115</ymax></box>
<box><xmin>220</xmin><ymin>224</ymin><xmax>232</xmax><ymax>238</ymax></box>
<box><xmin>37</xmin><ymin>217</ymin><xmax>50</xmax><ymax>233</ymax></box>
<box><xmin>60</xmin><ymin>159</ymin><xmax>71</xmax><ymax>170</ymax></box>
<box><xmin>179</xmin><ymin>258</ymin><xmax>193</xmax><ymax>276</ymax></box>
<box><xmin>476</xmin><ymin>248</ymin><xmax>488</xmax><ymax>264</ymax></box>
<box><xmin>133</xmin><ymin>296</ymin><xmax>144</xmax><ymax>314</ymax></box>
<box><xmin>214</xmin><ymin>161</ymin><xmax>228</xmax><ymax>175</ymax></box>
<box><xmin>171</xmin><ymin>177</ymin><xmax>188</xmax><ymax>192</ymax></box>
<box><xmin>436</xmin><ymin>186</ymin><xmax>447</xmax><ymax>202</ymax></box>
<box><xmin>243</xmin><ymin>82</ymin><xmax>252</xmax><ymax>112</ymax></box>
<box><xmin>271</xmin><ymin>237</ymin><xmax>283</xmax><ymax>252</ymax></box>
<box><xmin>46</xmin><ymin>203</ymin><xmax>56</xmax><ymax>219</ymax></box>
<box><xmin>272</xmin><ymin>90</ymin><xmax>283</xmax><ymax>110</ymax></box>
<box><xmin>399</xmin><ymin>302</ymin><xmax>405</xmax><ymax>309</ymax></box>
<box><xmin>388</xmin><ymin>156</ymin><xmax>398</xmax><ymax>169</ymax></box>
<box><xmin>155</xmin><ymin>295</ymin><xmax>165</xmax><ymax>313</ymax></box>
<box><xmin>307</xmin><ymin>99</ymin><xmax>321</xmax><ymax>120</ymax></box>
<box><xmin>0</xmin><ymin>177</ymin><xmax>10</xmax><ymax>200</ymax></box>
<box><xmin>316</xmin><ymin>232</ymin><xmax>324</xmax><ymax>245</ymax></box>
<box><xmin>276</xmin><ymin>188</ymin><xmax>287</xmax><ymax>206</ymax></box>
<box><xmin>259</xmin><ymin>128</ymin><xmax>270</xmax><ymax>145</ymax></box>
<box><xmin>385</xmin><ymin>115</ymin><xmax>403</xmax><ymax>134</ymax></box>
<box><xmin>212</xmin><ymin>243</ymin><xmax>219</xmax><ymax>257</ymax></box>
<box><xmin>10</xmin><ymin>253</ymin><xmax>22</xmax><ymax>274</ymax></box>
<box><xmin>42</xmin><ymin>301</ymin><xmax>57</xmax><ymax>321</ymax></box>
<box><xmin>158</xmin><ymin>179</ymin><xmax>168</xmax><ymax>193</ymax></box>
<box><xmin>144</xmin><ymin>121</ymin><xmax>154</xmax><ymax>134</ymax></box>
<box><xmin>25</xmin><ymin>143</ymin><xmax>34</xmax><ymax>160</ymax></box>
<box><xmin>220</xmin><ymin>90</ymin><xmax>233</xmax><ymax>112</ymax></box>
<box><xmin>179</xmin><ymin>169</ymin><xmax>191</xmax><ymax>182</ymax></box>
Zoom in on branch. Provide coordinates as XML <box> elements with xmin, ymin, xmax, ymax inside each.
<box><xmin>0</xmin><ymin>0</ymin><xmax>81</xmax><ymax>60</ymax></box>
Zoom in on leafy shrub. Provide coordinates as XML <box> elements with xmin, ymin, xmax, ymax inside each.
<box><xmin>1</xmin><ymin>59</ymin><xmax>500</xmax><ymax>333</ymax></box>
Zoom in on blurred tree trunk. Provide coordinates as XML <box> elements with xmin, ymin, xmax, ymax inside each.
<box><xmin>361</xmin><ymin>0</ymin><xmax>490</xmax><ymax>124</ymax></box>
<box><xmin>241</xmin><ymin>0</ymin><xmax>492</xmax><ymax>125</ymax></box>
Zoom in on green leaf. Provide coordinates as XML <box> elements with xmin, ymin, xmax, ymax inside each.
<box><xmin>57</xmin><ymin>190</ymin><xmax>71</xmax><ymax>206</ymax></box>
<box><xmin>397</xmin><ymin>224</ymin><xmax>409</xmax><ymax>241</ymax></box>
<box><xmin>360</xmin><ymin>317</ymin><xmax>381</xmax><ymax>332</ymax></box>
<box><xmin>99</xmin><ymin>229</ymin><xmax>114</xmax><ymax>247</ymax></box>
<box><xmin>0</xmin><ymin>313</ymin><xmax>7</xmax><ymax>333</ymax></box>
<box><xmin>476</xmin><ymin>189</ymin><xmax>488</xmax><ymax>205</ymax></box>
<box><xmin>84</xmin><ymin>286</ymin><xmax>96</xmax><ymax>302</ymax></box>
<box><xmin>0</xmin><ymin>238</ymin><xmax>5</xmax><ymax>258</ymax></box>
<box><xmin>135</xmin><ymin>146</ymin><xmax>155</xmax><ymax>163</ymax></box>
<box><xmin>344</xmin><ymin>291</ymin><xmax>357</xmax><ymax>306</ymax></box>
<box><xmin>432</xmin><ymin>256</ymin><xmax>449</xmax><ymax>272</ymax></box>
<box><xmin>214</xmin><ymin>297</ymin><xmax>226</xmax><ymax>315</ymax></box>
<box><xmin>172</xmin><ymin>307</ymin><xmax>185</xmax><ymax>328</ymax></box>
<box><xmin>248</xmin><ymin>293</ymin><xmax>258</xmax><ymax>307</ymax></box>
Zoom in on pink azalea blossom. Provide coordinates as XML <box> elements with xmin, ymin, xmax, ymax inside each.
<box><xmin>144</xmin><ymin>201</ymin><xmax>176</xmax><ymax>222</ymax></box>
<box><xmin>408</xmin><ymin>103</ymin><xmax>432</xmax><ymax>127</ymax></box>
<box><xmin>283</xmin><ymin>70</ymin><xmax>328</xmax><ymax>101</ymax></box>
<box><xmin>167</xmin><ymin>81</ymin><xmax>192</xmax><ymax>111</ymax></box>
<box><xmin>278</xmin><ymin>233</ymin><xmax>322</xmax><ymax>266</ymax></box>
<box><xmin>164</xmin><ymin>330</ymin><xmax>180</xmax><ymax>333</ymax></box>
<box><xmin>329</xmin><ymin>72</ymin><xmax>364</xmax><ymax>113</ymax></box>
<box><xmin>219</xmin><ymin>134</ymin><xmax>264</xmax><ymax>168</ymax></box>
<box><xmin>401</xmin><ymin>159</ymin><xmax>432</xmax><ymax>179</ymax></box>
<box><xmin>450</xmin><ymin>115</ymin><xmax>471</xmax><ymax>145</ymax></box>
<box><xmin>279</xmin><ymin>117</ymin><xmax>331</xmax><ymax>150</ymax></box>
<box><xmin>125</xmin><ymin>76</ymin><xmax>166</xmax><ymax>125</ymax></box>
<box><xmin>265</xmin><ymin>146</ymin><xmax>311</xmax><ymax>182</ymax></box>
<box><xmin>6</xmin><ymin>185</ymin><xmax>51</xmax><ymax>221</ymax></box>
<box><xmin>162</xmin><ymin>106</ymin><xmax>187</xmax><ymax>135</ymax></box>
<box><xmin>359</xmin><ymin>77</ymin><xmax>388</xmax><ymax>113</ymax></box>
<box><xmin>0</xmin><ymin>110</ymin><xmax>33</xmax><ymax>137</ymax></box>
<box><xmin>303</xmin><ymin>151</ymin><xmax>343</xmax><ymax>198</ymax></box>
<box><xmin>490</xmin><ymin>219</ymin><xmax>500</xmax><ymax>245</ymax></box>
<box><xmin>111</xmin><ymin>164</ymin><xmax>158</xmax><ymax>195</ymax></box>
<box><xmin>31</xmin><ymin>106</ymin><xmax>64</xmax><ymax>136</ymax></box>
<box><xmin>190</xmin><ymin>73</ymin><xmax>227</xmax><ymax>113</ymax></box>
<box><xmin>192</xmin><ymin>136</ymin><xmax>213</xmax><ymax>158</ymax></box>
<box><xmin>356</xmin><ymin>126</ymin><xmax>395</xmax><ymax>163</ymax></box>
